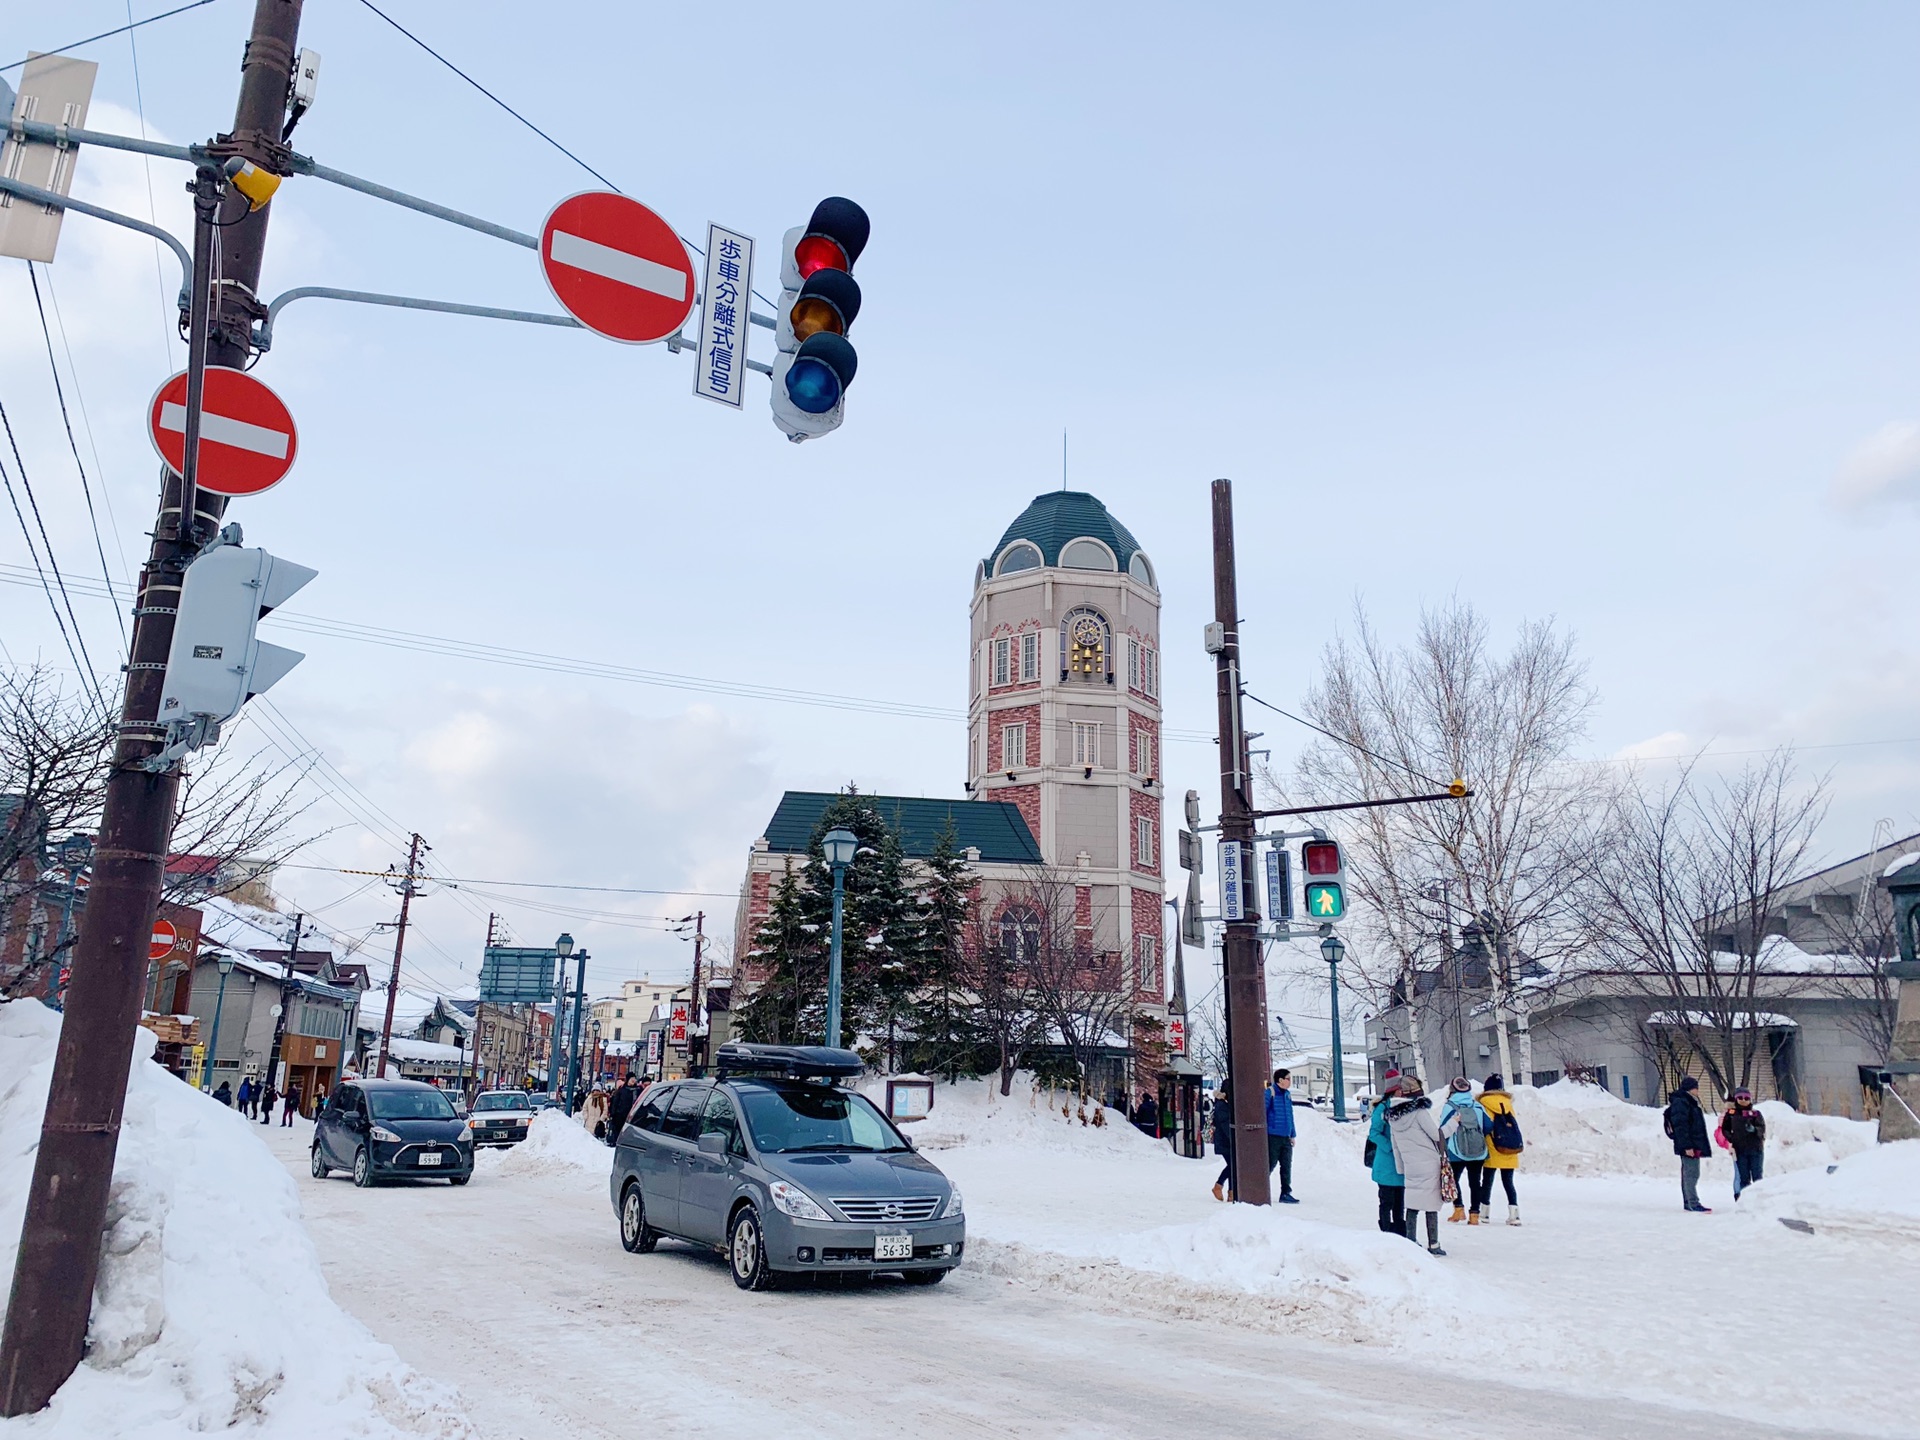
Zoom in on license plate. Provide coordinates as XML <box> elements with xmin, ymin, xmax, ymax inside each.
<box><xmin>418</xmin><ymin>1151</ymin><xmax>442</xmax><ymax>1167</ymax></box>
<box><xmin>873</xmin><ymin>1233</ymin><xmax>912</xmax><ymax>1261</ymax></box>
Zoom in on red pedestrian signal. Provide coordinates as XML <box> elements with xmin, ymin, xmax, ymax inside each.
<box><xmin>771</xmin><ymin>198</ymin><xmax>869</xmax><ymax>442</ymax></box>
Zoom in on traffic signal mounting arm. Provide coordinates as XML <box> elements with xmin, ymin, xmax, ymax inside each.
<box><xmin>1249</xmin><ymin>784</ymin><xmax>1470</xmax><ymax>821</ymax></box>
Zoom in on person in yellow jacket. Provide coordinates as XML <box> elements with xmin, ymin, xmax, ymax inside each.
<box><xmin>1476</xmin><ymin>1074</ymin><xmax>1523</xmax><ymax>1226</ymax></box>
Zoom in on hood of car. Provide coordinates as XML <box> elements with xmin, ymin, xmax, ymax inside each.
<box><xmin>374</xmin><ymin>1115</ymin><xmax>468</xmax><ymax>1142</ymax></box>
<box><xmin>759</xmin><ymin>1148</ymin><xmax>949</xmax><ymax>1199</ymax></box>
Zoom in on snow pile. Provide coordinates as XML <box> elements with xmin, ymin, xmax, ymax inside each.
<box><xmin>866</xmin><ymin>1074</ymin><xmax>1164</xmax><ymax>1157</ymax></box>
<box><xmin>0</xmin><ymin>1002</ymin><xmax>470</xmax><ymax>1439</ymax></box>
<box><xmin>480</xmin><ymin>1111</ymin><xmax>610</xmax><ymax>1180</ymax></box>
<box><xmin>1739</xmin><ymin>1140</ymin><xmax>1920</xmax><ymax>1244</ymax></box>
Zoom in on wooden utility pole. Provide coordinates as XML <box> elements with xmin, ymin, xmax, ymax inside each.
<box><xmin>376</xmin><ymin>834</ymin><xmax>428</xmax><ymax>1080</ymax></box>
<box><xmin>1210</xmin><ymin>480</ymin><xmax>1271</xmax><ymax>1207</ymax></box>
<box><xmin>689</xmin><ymin>911</ymin><xmax>705</xmax><ymax>1075</ymax></box>
<box><xmin>0</xmin><ymin>0</ymin><xmax>306</xmax><ymax>1413</ymax></box>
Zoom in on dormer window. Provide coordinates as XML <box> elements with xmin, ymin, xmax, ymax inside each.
<box><xmin>1061</xmin><ymin>537</ymin><xmax>1117</xmax><ymax>571</ymax></box>
<box><xmin>995</xmin><ymin>542</ymin><xmax>1042</xmax><ymax>576</ymax></box>
<box><xmin>1129</xmin><ymin>552</ymin><xmax>1155</xmax><ymax>588</ymax></box>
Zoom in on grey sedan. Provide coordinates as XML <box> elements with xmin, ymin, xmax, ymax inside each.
<box><xmin>608</xmin><ymin>1047</ymin><xmax>964</xmax><ymax>1290</ymax></box>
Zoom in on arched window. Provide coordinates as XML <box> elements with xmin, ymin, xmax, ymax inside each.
<box><xmin>995</xmin><ymin>541</ymin><xmax>1042</xmax><ymax>576</ymax></box>
<box><xmin>1128</xmin><ymin>552</ymin><xmax>1155</xmax><ymax>588</ymax></box>
<box><xmin>1060</xmin><ymin>605</ymin><xmax>1111</xmax><ymax>683</ymax></box>
<box><xmin>999</xmin><ymin>904</ymin><xmax>1041</xmax><ymax>965</ymax></box>
<box><xmin>1060</xmin><ymin>537</ymin><xmax>1116</xmax><ymax>571</ymax></box>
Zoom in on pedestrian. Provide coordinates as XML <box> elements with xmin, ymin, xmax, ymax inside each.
<box><xmin>1718</xmin><ymin>1087</ymin><xmax>1767</xmax><ymax>1199</ymax></box>
<box><xmin>212</xmin><ymin>1080</ymin><xmax>233</xmax><ymax>1106</ymax></box>
<box><xmin>1476</xmin><ymin>1073</ymin><xmax>1523</xmax><ymax>1225</ymax></box>
<box><xmin>1386</xmin><ymin>1074</ymin><xmax>1452</xmax><ymax>1255</ymax></box>
<box><xmin>1367</xmin><ymin>1071</ymin><xmax>1407</xmax><ymax>1235</ymax></box>
<box><xmin>1441</xmin><ymin>1078</ymin><xmax>1490</xmax><ymax>1225</ymax></box>
<box><xmin>1662</xmin><ymin>1075</ymin><xmax>1712</xmax><ymax>1213</ymax></box>
<box><xmin>583</xmin><ymin>1085</ymin><xmax>610</xmax><ymax>1139</ymax></box>
<box><xmin>607</xmin><ymin>1073</ymin><xmax>639</xmax><ymax>1142</ymax></box>
<box><xmin>259</xmin><ymin>1080</ymin><xmax>277</xmax><ymax>1124</ymax></box>
<box><xmin>1265</xmin><ymin>1068</ymin><xmax>1299</xmax><ymax>1204</ymax></box>
<box><xmin>1131</xmin><ymin>1091</ymin><xmax>1160</xmax><ymax>1137</ymax></box>
<box><xmin>1210</xmin><ymin>1088</ymin><xmax>1235</xmax><ymax>1202</ymax></box>
<box><xmin>237</xmin><ymin>1075</ymin><xmax>254</xmax><ymax>1117</ymax></box>
<box><xmin>571</xmin><ymin>1085</ymin><xmax>586</xmax><ymax>1116</ymax></box>
<box><xmin>281</xmin><ymin>1081</ymin><xmax>301</xmax><ymax>1126</ymax></box>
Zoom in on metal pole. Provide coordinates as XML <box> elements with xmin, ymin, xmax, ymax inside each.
<box><xmin>825</xmin><ymin>862</ymin><xmax>847</xmax><ymax>1048</ymax></box>
<box><xmin>0</xmin><ymin>0</ymin><xmax>305</xmax><ymax>1412</ymax></box>
<box><xmin>1211</xmin><ymin>479</ymin><xmax>1271</xmax><ymax>1207</ymax></box>
<box><xmin>1328</xmin><ymin>954</ymin><xmax>1347</xmax><ymax>1123</ymax></box>
<box><xmin>563</xmin><ymin>951</ymin><xmax>588</xmax><ymax>1103</ymax></box>
<box><xmin>688</xmin><ymin>912</ymin><xmax>704</xmax><ymax>1076</ymax></box>
<box><xmin>201</xmin><ymin>966</ymin><xmax>230</xmax><ymax>1090</ymax></box>
<box><xmin>266</xmin><ymin>912</ymin><xmax>301</xmax><ymax>1092</ymax></box>
<box><xmin>375</xmin><ymin>835</ymin><xmax>425</xmax><ymax>1081</ymax></box>
<box><xmin>546</xmin><ymin>959</ymin><xmax>566</xmax><ymax>1096</ymax></box>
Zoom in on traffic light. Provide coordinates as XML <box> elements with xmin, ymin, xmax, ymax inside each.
<box><xmin>158</xmin><ymin>539</ymin><xmax>316</xmax><ymax>745</ymax></box>
<box><xmin>770</xmin><ymin>197</ymin><xmax>869</xmax><ymax>442</ymax></box>
<box><xmin>1301</xmin><ymin>838</ymin><xmax>1346</xmax><ymax>922</ymax></box>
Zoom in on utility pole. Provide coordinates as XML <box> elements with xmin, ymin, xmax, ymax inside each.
<box><xmin>1209</xmin><ymin>479</ymin><xmax>1271</xmax><ymax>1207</ymax></box>
<box><xmin>375</xmin><ymin>834</ymin><xmax>427</xmax><ymax>1081</ymax></box>
<box><xmin>688</xmin><ymin>911</ymin><xmax>705</xmax><ymax>1076</ymax></box>
<box><xmin>0</xmin><ymin>1</ymin><xmax>305</xmax><ymax>1414</ymax></box>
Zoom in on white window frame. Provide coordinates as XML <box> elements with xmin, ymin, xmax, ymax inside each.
<box><xmin>1072</xmin><ymin>721</ymin><xmax>1101</xmax><ymax>768</ymax></box>
<box><xmin>1127</xmin><ymin>637</ymin><xmax>1141</xmax><ymax>690</ymax></box>
<box><xmin>1134</xmin><ymin>933</ymin><xmax>1158</xmax><ymax>994</ymax></box>
<box><xmin>1135</xmin><ymin>728</ymin><xmax>1156</xmax><ymax>777</ymax></box>
<box><xmin>1136</xmin><ymin>814</ymin><xmax>1155</xmax><ymax>867</ymax></box>
<box><xmin>1000</xmin><ymin>722</ymin><xmax>1027</xmax><ymax>771</ymax></box>
<box><xmin>1144</xmin><ymin>646</ymin><xmax>1158</xmax><ymax>699</ymax></box>
<box><xmin>992</xmin><ymin>637</ymin><xmax>1011</xmax><ymax>688</ymax></box>
<box><xmin>1019</xmin><ymin>630</ymin><xmax>1040</xmax><ymax>683</ymax></box>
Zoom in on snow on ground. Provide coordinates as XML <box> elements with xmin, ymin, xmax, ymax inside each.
<box><xmin>0</xmin><ymin>1002</ymin><xmax>471</xmax><ymax>1439</ymax></box>
<box><xmin>893</xmin><ymin>1075</ymin><xmax>1915</xmax><ymax>1437</ymax></box>
<box><xmin>476</xmin><ymin>1111</ymin><xmax>611</xmax><ymax>1180</ymax></box>
<box><xmin>1738</xmin><ymin>1139</ymin><xmax>1920</xmax><ymax>1244</ymax></box>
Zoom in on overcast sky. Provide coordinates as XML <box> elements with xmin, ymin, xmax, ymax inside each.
<box><xmin>4</xmin><ymin>3</ymin><xmax>1919</xmax><ymax>1032</ymax></box>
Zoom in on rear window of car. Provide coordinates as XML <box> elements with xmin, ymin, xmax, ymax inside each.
<box><xmin>368</xmin><ymin>1088</ymin><xmax>456</xmax><ymax>1120</ymax></box>
<box><xmin>474</xmin><ymin>1093</ymin><xmax>530</xmax><ymax>1111</ymax></box>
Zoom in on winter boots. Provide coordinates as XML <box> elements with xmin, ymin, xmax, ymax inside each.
<box><xmin>1506</xmin><ymin>1207</ymin><xmax>1522</xmax><ymax>1226</ymax></box>
<box><xmin>1211</xmin><ymin>1182</ymin><xmax>1225</xmax><ymax>1203</ymax></box>
<box><xmin>1467</xmin><ymin>1212</ymin><xmax>1481</xmax><ymax>1226</ymax></box>
<box><xmin>1447</xmin><ymin>1205</ymin><xmax>1466</xmax><ymax>1223</ymax></box>
<box><xmin>1428</xmin><ymin>1243</ymin><xmax>1447</xmax><ymax>1256</ymax></box>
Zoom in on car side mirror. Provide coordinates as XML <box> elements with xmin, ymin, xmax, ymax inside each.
<box><xmin>697</xmin><ymin>1132</ymin><xmax>726</xmax><ymax>1156</ymax></box>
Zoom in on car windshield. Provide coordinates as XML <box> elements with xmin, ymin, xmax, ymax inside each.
<box><xmin>474</xmin><ymin>1093</ymin><xmax>529</xmax><ymax>1111</ymax></box>
<box><xmin>736</xmin><ymin>1083</ymin><xmax>907</xmax><ymax>1154</ymax></box>
<box><xmin>368</xmin><ymin>1089</ymin><xmax>457</xmax><ymax>1120</ymax></box>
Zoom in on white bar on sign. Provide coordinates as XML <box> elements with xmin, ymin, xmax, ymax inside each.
<box><xmin>158</xmin><ymin>401</ymin><xmax>290</xmax><ymax>459</ymax></box>
<box><xmin>549</xmin><ymin>229</ymin><xmax>687</xmax><ymax>301</ymax></box>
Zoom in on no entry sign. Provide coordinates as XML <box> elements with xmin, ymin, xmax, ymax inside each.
<box><xmin>149</xmin><ymin>919</ymin><xmax>179</xmax><ymax>963</ymax></box>
<box><xmin>540</xmin><ymin>192</ymin><xmax>697</xmax><ymax>344</ymax></box>
<box><xmin>148</xmin><ymin>367</ymin><xmax>298</xmax><ymax>497</ymax></box>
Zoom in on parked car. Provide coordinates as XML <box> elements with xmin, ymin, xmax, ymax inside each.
<box><xmin>311</xmin><ymin>1079</ymin><xmax>474</xmax><ymax>1187</ymax></box>
<box><xmin>469</xmin><ymin>1089</ymin><xmax>535</xmax><ymax>1146</ymax></box>
<box><xmin>609</xmin><ymin>1043</ymin><xmax>964</xmax><ymax>1291</ymax></box>
<box><xmin>527</xmin><ymin>1093</ymin><xmax>566</xmax><ymax>1115</ymax></box>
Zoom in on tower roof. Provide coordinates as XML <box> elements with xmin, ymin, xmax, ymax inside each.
<box><xmin>986</xmin><ymin>491</ymin><xmax>1144</xmax><ymax>574</ymax></box>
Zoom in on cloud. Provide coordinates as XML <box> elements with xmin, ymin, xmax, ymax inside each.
<box><xmin>1613</xmin><ymin>730</ymin><xmax>1693</xmax><ymax>761</ymax></box>
<box><xmin>1831</xmin><ymin>421</ymin><xmax>1920</xmax><ymax>509</ymax></box>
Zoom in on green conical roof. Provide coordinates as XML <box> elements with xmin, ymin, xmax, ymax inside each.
<box><xmin>986</xmin><ymin>491</ymin><xmax>1143</xmax><ymax>573</ymax></box>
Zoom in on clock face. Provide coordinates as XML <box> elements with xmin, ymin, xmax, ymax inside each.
<box><xmin>1071</xmin><ymin>617</ymin><xmax>1104</xmax><ymax>647</ymax></box>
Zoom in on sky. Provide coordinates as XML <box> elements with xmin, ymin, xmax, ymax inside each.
<box><xmin>4</xmin><ymin>2</ymin><xmax>1919</xmax><ymax>1034</ymax></box>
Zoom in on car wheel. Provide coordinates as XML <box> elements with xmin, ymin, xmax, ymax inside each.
<box><xmin>619</xmin><ymin>1182</ymin><xmax>657</xmax><ymax>1254</ymax></box>
<box><xmin>902</xmin><ymin>1267</ymin><xmax>950</xmax><ymax>1286</ymax></box>
<box><xmin>310</xmin><ymin>1146</ymin><xmax>330</xmax><ymax>1180</ymax></box>
<box><xmin>449</xmin><ymin>1172</ymin><xmax>470</xmax><ymax>1187</ymax></box>
<box><xmin>729</xmin><ymin>1206</ymin><xmax>775</xmax><ymax>1291</ymax></box>
<box><xmin>351</xmin><ymin>1146</ymin><xmax>374</xmax><ymax>1188</ymax></box>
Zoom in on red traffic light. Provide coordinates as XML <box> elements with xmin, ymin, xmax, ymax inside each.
<box><xmin>795</xmin><ymin>197</ymin><xmax>869</xmax><ymax>278</ymax></box>
<box><xmin>1302</xmin><ymin>840</ymin><xmax>1342</xmax><ymax>877</ymax></box>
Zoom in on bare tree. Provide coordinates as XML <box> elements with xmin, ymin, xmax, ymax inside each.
<box><xmin>164</xmin><ymin>741</ymin><xmax>321</xmax><ymax>906</ymax></box>
<box><xmin>1808</xmin><ymin>839</ymin><xmax>1902</xmax><ymax>1059</ymax></box>
<box><xmin>958</xmin><ymin>902</ymin><xmax>1043</xmax><ymax>1096</ymax></box>
<box><xmin>1015</xmin><ymin>868</ymin><xmax>1134</xmax><ymax>1101</ymax></box>
<box><xmin>1280</xmin><ymin>600</ymin><xmax>1602</xmax><ymax>1085</ymax></box>
<box><xmin>1574</xmin><ymin>750</ymin><xmax>1828</xmax><ymax>1099</ymax></box>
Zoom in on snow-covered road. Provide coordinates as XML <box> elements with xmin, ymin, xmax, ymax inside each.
<box><xmin>261</xmin><ymin>1118</ymin><xmax>1866</xmax><ymax>1440</ymax></box>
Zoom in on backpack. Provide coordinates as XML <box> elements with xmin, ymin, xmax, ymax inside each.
<box><xmin>1487</xmin><ymin>1107</ymin><xmax>1524</xmax><ymax>1155</ymax></box>
<box><xmin>1450</xmin><ymin>1102</ymin><xmax>1489</xmax><ymax>1161</ymax></box>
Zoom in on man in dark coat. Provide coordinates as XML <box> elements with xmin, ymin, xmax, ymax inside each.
<box><xmin>1131</xmin><ymin>1091</ymin><xmax>1159</xmax><ymax>1137</ymax></box>
<box><xmin>1210</xmin><ymin>1090</ymin><xmax>1234</xmax><ymax>1202</ymax></box>
<box><xmin>259</xmin><ymin>1081</ymin><xmax>278</xmax><ymax>1125</ymax></box>
<box><xmin>1662</xmin><ymin>1076</ymin><xmax>1712</xmax><ymax>1212</ymax></box>
<box><xmin>606</xmin><ymin>1075</ymin><xmax>639</xmax><ymax>1142</ymax></box>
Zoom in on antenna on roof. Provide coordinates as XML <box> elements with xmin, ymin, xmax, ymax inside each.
<box><xmin>1062</xmin><ymin>428</ymin><xmax>1068</xmax><ymax>491</ymax></box>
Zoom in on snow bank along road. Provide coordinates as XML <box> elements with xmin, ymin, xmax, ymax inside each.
<box><xmin>263</xmin><ymin>1112</ymin><xmax>1874</xmax><ymax>1440</ymax></box>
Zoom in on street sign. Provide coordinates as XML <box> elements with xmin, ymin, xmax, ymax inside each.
<box><xmin>0</xmin><ymin>53</ymin><xmax>98</xmax><ymax>262</ymax></box>
<box><xmin>1265</xmin><ymin>846</ymin><xmax>1293</xmax><ymax>922</ymax></box>
<box><xmin>1218</xmin><ymin>841</ymin><xmax>1247</xmax><ymax>922</ymax></box>
<box><xmin>149</xmin><ymin>920</ymin><xmax>179</xmax><ymax>962</ymax></box>
<box><xmin>1167</xmin><ymin>1015</ymin><xmax>1186</xmax><ymax>1055</ymax></box>
<box><xmin>479</xmin><ymin>946</ymin><xmax>559</xmax><ymax>1004</ymax></box>
<box><xmin>539</xmin><ymin>192</ymin><xmax>696</xmax><ymax>344</ymax></box>
<box><xmin>669</xmin><ymin>1001</ymin><xmax>689</xmax><ymax>1048</ymax></box>
<box><xmin>693</xmin><ymin>223</ymin><xmax>755</xmax><ymax>408</ymax></box>
<box><xmin>147</xmin><ymin>367</ymin><xmax>298</xmax><ymax>497</ymax></box>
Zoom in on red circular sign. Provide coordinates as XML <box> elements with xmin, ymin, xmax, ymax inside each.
<box><xmin>539</xmin><ymin>192</ymin><xmax>697</xmax><ymax>345</ymax></box>
<box><xmin>147</xmin><ymin>367</ymin><xmax>298</xmax><ymax>497</ymax></box>
<box><xmin>150</xmin><ymin>919</ymin><xmax>179</xmax><ymax>963</ymax></box>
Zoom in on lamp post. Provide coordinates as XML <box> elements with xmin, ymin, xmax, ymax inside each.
<box><xmin>563</xmin><ymin>946</ymin><xmax>590</xmax><ymax>1104</ymax></box>
<box><xmin>201</xmin><ymin>954</ymin><xmax>236</xmax><ymax>1091</ymax></box>
<box><xmin>821</xmin><ymin>828</ymin><xmax>857</xmax><ymax>1049</ymax></box>
<box><xmin>1321</xmin><ymin>933</ymin><xmax>1347</xmax><ymax>1122</ymax></box>
<box><xmin>546</xmin><ymin>933</ymin><xmax>572</xmax><ymax>1097</ymax></box>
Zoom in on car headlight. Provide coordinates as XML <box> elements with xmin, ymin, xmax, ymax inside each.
<box><xmin>369</xmin><ymin>1126</ymin><xmax>402</xmax><ymax>1143</ymax></box>
<box><xmin>768</xmin><ymin>1180</ymin><xmax>831</xmax><ymax>1222</ymax></box>
<box><xmin>943</xmin><ymin>1185</ymin><xmax>964</xmax><ymax>1219</ymax></box>
<box><xmin>458</xmin><ymin>1124</ymin><xmax>473</xmax><ymax>1143</ymax></box>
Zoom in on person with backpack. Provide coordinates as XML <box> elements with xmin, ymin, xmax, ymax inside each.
<box><xmin>1477</xmin><ymin>1073</ymin><xmax>1523</xmax><ymax>1225</ymax></box>
<box><xmin>1210</xmin><ymin>1088</ymin><xmax>1235</xmax><ymax>1202</ymax></box>
<box><xmin>1441</xmin><ymin>1078</ymin><xmax>1490</xmax><ymax>1225</ymax></box>
<box><xmin>1367</xmin><ymin>1071</ymin><xmax>1407</xmax><ymax>1235</ymax></box>
<box><xmin>1717</xmin><ymin>1087</ymin><xmax>1767</xmax><ymax>1199</ymax></box>
<box><xmin>1264</xmin><ymin>1068</ymin><xmax>1299</xmax><ymax>1203</ymax></box>
<box><xmin>1386</xmin><ymin>1074</ymin><xmax>1452</xmax><ymax>1255</ymax></box>
<box><xmin>1662</xmin><ymin>1075</ymin><xmax>1712</xmax><ymax>1212</ymax></box>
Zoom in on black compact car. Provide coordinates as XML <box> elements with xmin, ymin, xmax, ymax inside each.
<box><xmin>609</xmin><ymin>1044</ymin><xmax>964</xmax><ymax>1290</ymax></box>
<box><xmin>312</xmin><ymin>1079</ymin><xmax>474</xmax><ymax>1187</ymax></box>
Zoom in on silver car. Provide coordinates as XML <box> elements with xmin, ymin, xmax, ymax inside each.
<box><xmin>608</xmin><ymin>1044</ymin><xmax>965</xmax><ymax>1290</ymax></box>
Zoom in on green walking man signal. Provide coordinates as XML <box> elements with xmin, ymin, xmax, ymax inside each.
<box><xmin>1301</xmin><ymin>838</ymin><xmax>1346</xmax><ymax>921</ymax></box>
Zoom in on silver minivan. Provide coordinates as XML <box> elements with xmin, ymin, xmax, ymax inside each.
<box><xmin>608</xmin><ymin>1044</ymin><xmax>965</xmax><ymax>1290</ymax></box>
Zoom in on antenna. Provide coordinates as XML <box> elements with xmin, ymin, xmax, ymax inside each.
<box><xmin>1062</xmin><ymin>428</ymin><xmax>1068</xmax><ymax>491</ymax></box>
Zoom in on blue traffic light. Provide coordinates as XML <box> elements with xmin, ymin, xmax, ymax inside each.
<box><xmin>784</xmin><ymin>333</ymin><xmax>857</xmax><ymax>414</ymax></box>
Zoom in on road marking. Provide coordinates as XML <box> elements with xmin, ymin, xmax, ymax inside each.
<box><xmin>548</xmin><ymin>229</ymin><xmax>687</xmax><ymax>301</ymax></box>
<box><xmin>158</xmin><ymin>402</ymin><xmax>290</xmax><ymax>459</ymax></box>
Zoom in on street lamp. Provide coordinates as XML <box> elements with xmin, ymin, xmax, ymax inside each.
<box><xmin>821</xmin><ymin>828</ymin><xmax>858</xmax><ymax>1049</ymax></box>
<box><xmin>546</xmin><ymin>933</ymin><xmax>574</xmax><ymax>1097</ymax></box>
<box><xmin>1321</xmin><ymin>933</ymin><xmax>1348</xmax><ymax>1123</ymax></box>
<box><xmin>202</xmin><ymin>954</ymin><xmax>236</xmax><ymax>1092</ymax></box>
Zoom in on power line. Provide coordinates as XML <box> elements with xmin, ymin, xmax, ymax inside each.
<box><xmin>273</xmin><ymin>861</ymin><xmax>737</xmax><ymax>898</ymax></box>
<box><xmin>38</xmin><ymin>268</ymin><xmax>133</xmax><ymax>577</ymax></box>
<box><xmin>1243</xmin><ymin>689</ymin><xmax>1453</xmax><ymax>791</ymax></box>
<box><xmin>0</xmin><ymin>398</ymin><xmax>103</xmax><ymax>709</ymax></box>
<box><xmin>0</xmin><ymin>0</ymin><xmax>219</xmax><ymax>74</ymax></box>
<box><xmin>122</xmin><ymin>0</ymin><xmax>182</xmax><ymax>370</ymax></box>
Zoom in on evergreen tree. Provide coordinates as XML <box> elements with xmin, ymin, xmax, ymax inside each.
<box><xmin>905</xmin><ymin>823</ymin><xmax>978</xmax><ymax>1080</ymax></box>
<box><xmin>732</xmin><ymin>862</ymin><xmax>822</xmax><ymax>1044</ymax></box>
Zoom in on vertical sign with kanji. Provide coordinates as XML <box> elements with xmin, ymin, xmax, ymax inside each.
<box><xmin>694</xmin><ymin>223</ymin><xmax>755</xmax><ymax>408</ymax></box>
<box><xmin>1218</xmin><ymin>841</ymin><xmax>1247</xmax><ymax>922</ymax></box>
<box><xmin>669</xmin><ymin>1001</ymin><xmax>690</xmax><ymax>1047</ymax></box>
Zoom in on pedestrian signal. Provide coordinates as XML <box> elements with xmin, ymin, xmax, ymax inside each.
<box><xmin>771</xmin><ymin>197</ymin><xmax>869</xmax><ymax>441</ymax></box>
<box><xmin>1301</xmin><ymin>838</ymin><xmax>1346</xmax><ymax>921</ymax></box>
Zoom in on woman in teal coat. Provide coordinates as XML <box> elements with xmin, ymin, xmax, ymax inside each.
<box><xmin>1368</xmin><ymin>1073</ymin><xmax>1406</xmax><ymax>1234</ymax></box>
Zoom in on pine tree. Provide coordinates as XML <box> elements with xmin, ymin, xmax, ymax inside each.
<box><xmin>793</xmin><ymin>791</ymin><xmax>916</xmax><ymax>1049</ymax></box>
<box><xmin>732</xmin><ymin>861</ymin><xmax>821</xmax><ymax>1044</ymax></box>
<box><xmin>905</xmin><ymin>823</ymin><xmax>976</xmax><ymax>1080</ymax></box>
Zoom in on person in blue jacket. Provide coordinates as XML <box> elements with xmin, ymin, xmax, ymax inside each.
<box><xmin>1441</xmin><ymin>1078</ymin><xmax>1491</xmax><ymax>1224</ymax></box>
<box><xmin>1265</xmin><ymin>1068</ymin><xmax>1299</xmax><ymax>1203</ymax></box>
<box><xmin>1368</xmin><ymin>1070</ymin><xmax>1406</xmax><ymax>1234</ymax></box>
